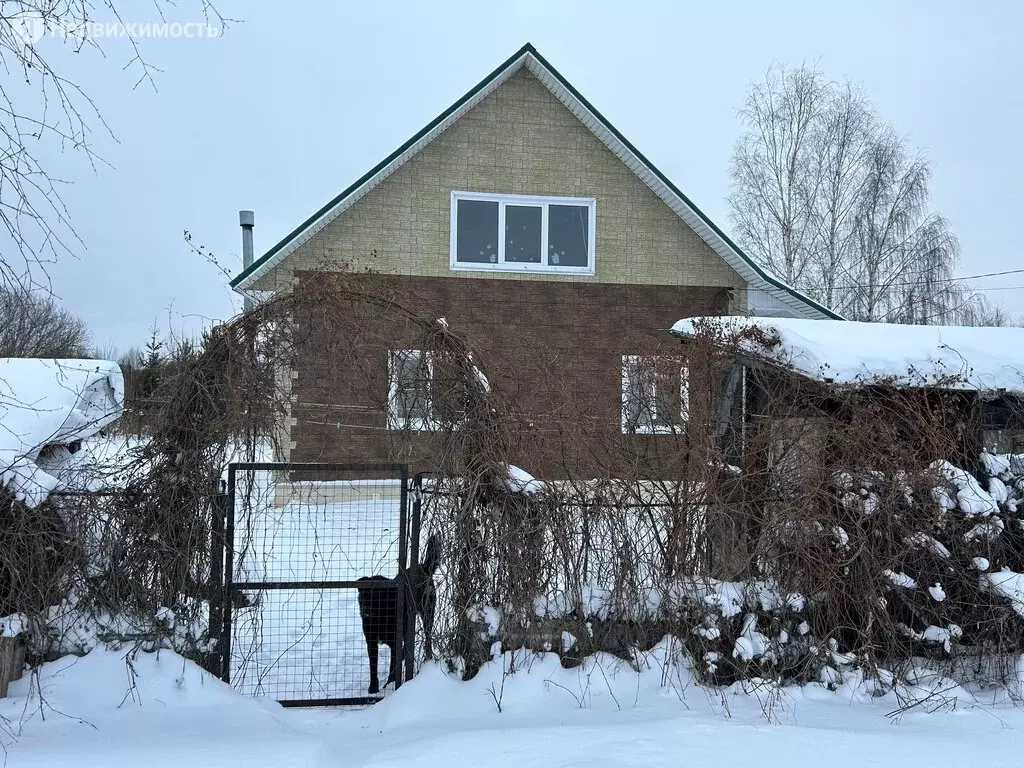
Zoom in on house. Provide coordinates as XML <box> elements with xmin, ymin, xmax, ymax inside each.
<box><xmin>230</xmin><ymin>44</ymin><xmax>835</xmax><ymax>478</ymax></box>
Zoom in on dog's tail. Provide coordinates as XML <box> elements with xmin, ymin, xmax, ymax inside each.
<box><xmin>420</xmin><ymin>534</ymin><xmax>441</xmax><ymax>576</ymax></box>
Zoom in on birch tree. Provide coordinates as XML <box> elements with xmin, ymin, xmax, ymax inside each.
<box><xmin>729</xmin><ymin>64</ymin><xmax>986</xmax><ymax>325</ymax></box>
<box><xmin>728</xmin><ymin>65</ymin><xmax>825</xmax><ymax>287</ymax></box>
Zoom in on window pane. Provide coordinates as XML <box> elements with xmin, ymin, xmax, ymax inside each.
<box><xmin>456</xmin><ymin>199</ymin><xmax>498</xmax><ymax>264</ymax></box>
<box><xmin>622</xmin><ymin>356</ymin><xmax>687</xmax><ymax>434</ymax></box>
<box><xmin>505</xmin><ymin>205</ymin><xmax>542</xmax><ymax>263</ymax></box>
<box><xmin>622</xmin><ymin>357</ymin><xmax>652</xmax><ymax>432</ymax></box>
<box><xmin>653</xmin><ymin>372</ymin><xmax>676</xmax><ymax>429</ymax></box>
<box><xmin>548</xmin><ymin>204</ymin><xmax>589</xmax><ymax>267</ymax></box>
<box><xmin>391</xmin><ymin>350</ymin><xmax>432</xmax><ymax>426</ymax></box>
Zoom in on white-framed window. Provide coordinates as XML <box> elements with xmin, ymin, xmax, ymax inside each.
<box><xmin>388</xmin><ymin>349</ymin><xmax>437</xmax><ymax>431</ymax></box>
<box><xmin>450</xmin><ymin>191</ymin><xmax>596</xmax><ymax>275</ymax></box>
<box><xmin>621</xmin><ymin>355</ymin><xmax>689</xmax><ymax>435</ymax></box>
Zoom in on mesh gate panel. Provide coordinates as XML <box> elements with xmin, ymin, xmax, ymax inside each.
<box><xmin>222</xmin><ymin>464</ymin><xmax>409</xmax><ymax>705</ymax></box>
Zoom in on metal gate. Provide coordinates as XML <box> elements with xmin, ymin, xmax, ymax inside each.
<box><xmin>211</xmin><ymin>462</ymin><xmax>415</xmax><ymax>706</ymax></box>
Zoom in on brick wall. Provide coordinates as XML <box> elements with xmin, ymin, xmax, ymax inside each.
<box><xmin>290</xmin><ymin>273</ymin><xmax>729</xmax><ymax>478</ymax></box>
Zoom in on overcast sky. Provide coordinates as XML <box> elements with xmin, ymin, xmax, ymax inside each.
<box><xmin>31</xmin><ymin>0</ymin><xmax>1023</xmax><ymax>352</ymax></box>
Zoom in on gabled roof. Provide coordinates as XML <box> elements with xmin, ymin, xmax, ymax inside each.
<box><xmin>231</xmin><ymin>43</ymin><xmax>840</xmax><ymax>321</ymax></box>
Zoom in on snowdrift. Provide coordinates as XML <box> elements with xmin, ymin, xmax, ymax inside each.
<box><xmin>0</xmin><ymin>649</ymin><xmax>332</xmax><ymax>767</ymax></box>
<box><xmin>368</xmin><ymin>640</ymin><xmax>1024</xmax><ymax>732</ymax></box>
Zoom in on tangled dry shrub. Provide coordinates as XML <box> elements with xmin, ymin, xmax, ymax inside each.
<box><xmin>2</xmin><ymin>306</ymin><xmax>293</xmax><ymax>663</ymax></box>
<box><xmin>650</xmin><ymin>320</ymin><xmax>1024</xmax><ymax>691</ymax></box>
<box><xmin>396</xmin><ymin>305</ymin><xmax>1024</xmax><ymax>695</ymax></box>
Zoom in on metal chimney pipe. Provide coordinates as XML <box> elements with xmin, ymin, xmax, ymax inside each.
<box><xmin>239</xmin><ymin>209</ymin><xmax>255</xmax><ymax>312</ymax></box>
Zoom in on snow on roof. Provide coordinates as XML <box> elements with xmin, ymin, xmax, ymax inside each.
<box><xmin>671</xmin><ymin>317</ymin><xmax>1024</xmax><ymax>392</ymax></box>
<box><xmin>0</xmin><ymin>359</ymin><xmax>124</xmax><ymax>507</ymax></box>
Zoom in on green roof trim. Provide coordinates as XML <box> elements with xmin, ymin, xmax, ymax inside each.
<box><xmin>231</xmin><ymin>43</ymin><xmax>841</xmax><ymax>321</ymax></box>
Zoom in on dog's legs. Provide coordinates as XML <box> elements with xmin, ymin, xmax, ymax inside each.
<box><xmin>384</xmin><ymin>640</ymin><xmax>400</xmax><ymax>689</ymax></box>
<box><xmin>422</xmin><ymin>591</ymin><xmax>436</xmax><ymax>660</ymax></box>
<box><xmin>366</xmin><ymin>639</ymin><xmax>380</xmax><ymax>695</ymax></box>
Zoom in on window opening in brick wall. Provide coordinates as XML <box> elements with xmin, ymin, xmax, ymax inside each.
<box><xmin>621</xmin><ymin>355</ymin><xmax>689</xmax><ymax>434</ymax></box>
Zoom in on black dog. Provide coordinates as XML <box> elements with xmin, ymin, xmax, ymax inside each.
<box><xmin>356</xmin><ymin>535</ymin><xmax>440</xmax><ymax>694</ymax></box>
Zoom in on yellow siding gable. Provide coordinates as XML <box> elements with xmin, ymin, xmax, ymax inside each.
<box><xmin>252</xmin><ymin>68</ymin><xmax>746</xmax><ymax>304</ymax></box>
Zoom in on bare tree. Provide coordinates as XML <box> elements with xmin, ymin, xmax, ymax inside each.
<box><xmin>729</xmin><ymin>65</ymin><xmax>825</xmax><ymax>286</ymax></box>
<box><xmin>955</xmin><ymin>294</ymin><xmax>1018</xmax><ymax>328</ymax></box>
<box><xmin>0</xmin><ymin>2</ymin><xmax>228</xmax><ymax>288</ymax></box>
<box><xmin>0</xmin><ymin>286</ymin><xmax>90</xmax><ymax>357</ymax></box>
<box><xmin>729</xmin><ymin>63</ymin><xmax>988</xmax><ymax>325</ymax></box>
<box><xmin>810</xmin><ymin>82</ymin><xmax>874</xmax><ymax>309</ymax></box>
<box><xmin>846</xmin><ymin>136</ymin><xmax>952</xmax><ymax>321</ymax></box>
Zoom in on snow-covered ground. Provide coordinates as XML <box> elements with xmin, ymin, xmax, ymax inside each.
<box><xmin>0</xmin><ymin>650</ymin><xmax>332</xmax><ymax>767</ymax></box>
<box><xmin>4</xmin><ymin>645</ymin><xmax>1024</xmax><ymax>767</ymax></box>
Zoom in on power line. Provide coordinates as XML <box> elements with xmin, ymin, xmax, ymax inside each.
<box><xmin>824</xmin><ymin>268</ymin><xmax>1024</xmax><ymax>291</ymax></box>
<box><xmin>875</xmin><ymin>284</ymin><xmax>1024</xmax><ymax>324</ymax></box>
<box><xmin>967</xmin><ymin>284</ymin><xmax>1024</xmax><ymax>292</ymax></box>
<box><xmin>959</xmin><ymin>268</ymin><xmax>1024</xmax><ymax>281</ymax></box>
<box><xmin>770</xmin><ymin>266</ymin><xmax>1024</xmax><ymax>294</ymax></box>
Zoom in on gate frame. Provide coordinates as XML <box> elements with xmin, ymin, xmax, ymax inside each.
<box><xmin>212</xmin><ymin>461</ymin><xmax>414</xmax><ymax>707</ymax></box>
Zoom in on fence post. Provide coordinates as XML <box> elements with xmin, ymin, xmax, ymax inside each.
<box><xmin>406</xmin><ymin>472</ymin><xmax>424</xmax><ymax>682</ymax></box>
<box><xmin>206</xmin><ymin>479</ymin><xmax>228</xmax><ymax>678</ymax></box>
<box><xmin>220</xmin><ymin>464</ymin><xmax>238</xmax><ymax>684</ymax></box>
<box><xmin>397</xmin><ymin>466</ymin><xmax>413</xmax><ymax>686</ymax></box>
